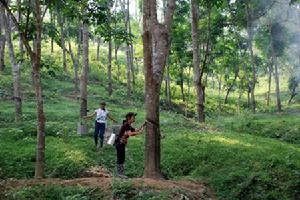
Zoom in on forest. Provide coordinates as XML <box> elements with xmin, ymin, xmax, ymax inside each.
<box><xmin>0</xmin><ymin>0</ymin><xmax>300</xmax><ymax>199</ymax></box>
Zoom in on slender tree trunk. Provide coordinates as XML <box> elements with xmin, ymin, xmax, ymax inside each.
<box><xmin>3</xmin><ymin>7</ymin><xmax>22</xmax><ymax>121</ymax></box>
<box><xmin>96</xmin><ymin>37</ymin><xmax>100</xmax><ymax>61</ymax></box>
<box><xmin>128</xmin><ymin>10</ymin><xmax>135</xmax><ymax>96</ymax></box>
<box><xmin>185</xmin><ymin>65</ymin><xmax>191</xmax><ymax>117</ymax></box>
<box><xmin>224</xmin><ymin>71</ymin><xmax>238</xmax><ymax>104</ymax></box>
<box><xmin>273</xmin><ymin>59</ymin><xmax>281</xmax><ymax>111</ymax></box>
<box><xmin>237</xmin><ymin>78</ymin><xmax>243</xmax><ymax>114</ymax></box>
<box><xmin>218</xmin><ymin>75</ymin><xmax>222</xmax><ymax>95</ymax></box>
<box><xmin>80</xmin><ymin>22</ymin><xmax>89</xmax><ymax>118</ymax></box>
<box><xmin>179</xmin><ymin>61</ymin><xmax>185</xmax><ymax>102</ymax></box>
<box><xmin>126</xmin><ymin>48</ymin><xmax>131</xmax><ymax>96</ymax></box>
<box><xmin>267</xmin><ymin>64</ymin><xmax>272</xmax><ymax>106</ymax></box>
<box><xmin>66</xmin><ymin>27</ymin><xmax>79</xmax><ymax>92</ymax></box>
<box><xmin>32</xmin><ymin>0</ymin><xmax>46</xmax><ymax>179</ymax></box>
<box><xmin>75</xmin><ymin>23</ymin><xmax>81</xmax><ymax>92</ymax></box>
<box><xmin>17</xmin><ymin>0</ymin><xmax>23</xmax><ymax>58</ymax></box>
<box><xmin>246</xmin><ymin>6</ymin><xmax>256</xmax><ymax>113</ymax></box>
<box><xmin>191</xmin><ymin>0</ymin><xmax>205</xmax><ymax>122</ymax></box>
<box><xmin>114</xmin><ymin>44</ymin><xmax>120</xmax><ymax>81</ymax></box>
<box><xmin>50</xmin><ymin>11</ymin><xmax>54</xmax><ymax>53</ymax></box>
<box><xmin>107</xmin><ymin>41</ymin><xmax>112</xmax><ymax>96</ymax></box>
<box><xmin>57</xmin><ymin>12</ymin><xmax>67</xmax><ymax>72</ymax></box>
<box><xmin>165</xmin><ymin>54</ymin><xmax>171</xmax><ymax>107</ymax></box>
<box><xmin>0</xmin><ymin>8</ymin><xmax>5</xmax><ymax>72</ymax></box>
<box><xmin>121</xmin><ymin>0</ymin><xmax>133</xmax><ymax>96</ymax></box>
<box><xmin>269</xmin><ymin>22</ymin><xmax>281</xmax><ymax>112</ymax></box>
<box><xmin>143</xmin><ymin>0</ymin><xmax>175</xmax><ymax>179</ymax></box>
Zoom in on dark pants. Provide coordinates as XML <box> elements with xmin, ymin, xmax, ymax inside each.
<box><xmin>116</xmin><ymin>143</ymin><xmax>126</xmax><ymax>164</ymax></box>
<box><xmin>94</xmin><ymin>122</ymin><xmax>106</xmax><ymax>147</ymax></box>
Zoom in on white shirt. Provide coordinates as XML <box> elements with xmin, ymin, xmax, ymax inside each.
<box><xmin>95</xmin><ymin>108</ymin><xmax>109</xmax><ymax>123</ymax></box>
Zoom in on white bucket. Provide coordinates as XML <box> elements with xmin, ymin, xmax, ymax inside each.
<box><xmin>107</xmin><ymin>133</ymin><xmax>116</xmax><ymax>145</ymax></box>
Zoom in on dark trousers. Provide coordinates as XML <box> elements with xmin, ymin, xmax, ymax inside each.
<box><xmin>94</xmin><ymin>122</ymin><xmax>106</xmax><ymax>147</ymax></box>
<box><xmin>116</xmin><ymin>143</ymin><xmax>126</xmax><ymax>164</ymax></box>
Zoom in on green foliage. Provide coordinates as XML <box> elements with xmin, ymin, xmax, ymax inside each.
<box><xmin>2</xmin><ymin>185</ymin><xmax>105</xmax><ymax>200</ymax></box>
<box><xmin>219</xmin><ymin>113</ymin><xmax>300</xmax><ymax>144</ymax></box>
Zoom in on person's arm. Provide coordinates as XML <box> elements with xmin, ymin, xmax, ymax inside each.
<box><xmin>82</xmin><ymin>112</ymin><xmax>96</xmax><ymax>120</ymax></box>
<box><xmin>108</xmin><ymin>113</ymin><xmax>117</xmax><ymax>123</ymax></box>
<box><xmin>126</xmin><ymin>125</ymin><xmax>145</xmax><ymax>137</ymax></box>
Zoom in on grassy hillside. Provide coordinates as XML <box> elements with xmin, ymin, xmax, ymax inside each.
<box><xmin>1</xmin><ymin>40</ymin><xmax>300</xmax><ymax>199</ymax></box>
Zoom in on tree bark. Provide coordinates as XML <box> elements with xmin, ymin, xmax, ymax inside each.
<box><xmin>0</xmin><ymin>8</ymin><xmax>5</xmax><ymax>72</ymax></box>
<box><xmin>50</xmin><ymin>10</ymin><xmax>54</xmax><ymax>53</ymax></box>
<box><xmin>266</xmin><ymin>64</ymin><xmax>272</xmax><ymax>106</ymax></box>
<box><xmin>2</xmin><ymin>5</ymin><xmax>22</xmax><ymax>121</ymax></box>
<box><xmin>75</xmin><ymin>23</ymin><xmax>81</xmax><ymax>92</ymax></box>
<box><xmin>17</xmin><ymin>0</ymin><xmax>23</xmax><ymax>59</ymax></box>
<box><xmin>107</xmin><ymin>40</ymin><xmax>112</xmax><ymax>96</ymax></box>
<box><xmin>57</xmin><ymin>12</ymin><xmax>67</xmax><ymax>72</ymax></box>
<box><xmin>114</xmin><ymin>43</ymin><xmax>120</xmax><ymax>81</ymax></box>
<box><xmin>66</xmin><ymin>26</ymin><xmax>79</xmax><ymax>92</ymax></box>
<box><xmin>165</xmin><ymin>54</ymin><xmax>171</xmax><ymax>107</ymax></box>
<box><xmin>96</xmin><ymin>37</ymin><xmax>100</xmax><ymax>61</ymax></box>
<box><xmin>80</xmin><ymin>22</ymin><xmax>89</xmax><ymax>117</ymax></box>
<box><xmin>224</xmin><ymin>69</ymin><xmax>238</xmax><ymax>104</ymax></box>
<box><xmin>143</xmin><ymin>0</ymin><xmax>175</xmax><ymax>179</ymax></box>
<box><xmin>191</xmin><ymin>0</ymin><xmax>205</xmax><ymax>122</ymax></box>
<box><xmin>32</xmin><ymin>0</ymin><xmax>46</xmax><ymax>179</ymax></box>
<box><xmin>246</xmin><ymin>5</ymin><xmax>256</xmax><ymax>113</ymax></box>
<box><xmin>269</xmin><ymin>22</ymin><xmax>281</xmax><ymax>112</ymax></box>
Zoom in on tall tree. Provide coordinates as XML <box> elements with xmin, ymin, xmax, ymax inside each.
<box><xmin>2</xmin><ymin>6</ymin><xmax>22</xmax><ymax>122</ymax></box>
<box><xmin>143</xmin><ymin>0</ymin><xmax>175</xmax><ymax>178</ymax></box>
<box><xmin>80</xmin><ymin>21</ymin><xmax>89</xmax><ymax>118</ymax></box>
<box><xmin>57</xmin><ymin>9</ymin><xmax>67</xmax><ymax>72</ymax></box>
<box><xmin>191</xmin><ymin>0</ymin><xmax>205</xmax><ymax>122</ymax></box>
<box><xmin>1</xmin><ymin>0</ymin><xmax>46</xmax><ymax>178</ymax></box>
<box><xmin>0</xmin><ymin>8</ymin><xmax>5</xmax><ymax>72</ymax></box>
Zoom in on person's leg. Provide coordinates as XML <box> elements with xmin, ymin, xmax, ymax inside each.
<box><xmin>94</xmin><ymin>122</ymin><xmax>100</xmax><ymax>147</ymax></box>
<box><xmin>99</xmin><ymin>123</ymin><xmax>106</xmax><ymax>147</ymax></box>
<box><xmin>116</xmin><ymin>144</ymin><xmax>126</xmax><ymax>178</ymax></box>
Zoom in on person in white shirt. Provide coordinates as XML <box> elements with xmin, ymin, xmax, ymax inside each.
<box><xmin>83</xmin><ymin>102</ymin><xmax>117</xmax><ymax>150</ymax></box>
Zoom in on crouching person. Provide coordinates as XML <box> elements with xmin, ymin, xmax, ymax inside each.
<box><xmin>115</xmin><ymin>112</ymin><xmax>145</xmax><ymax>179</ymax></box>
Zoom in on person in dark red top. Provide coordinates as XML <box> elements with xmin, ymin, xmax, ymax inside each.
<box><xmin>115</xmin><ymin>112</ymin><xmax>146</xmax><ymax>179</ymax></box>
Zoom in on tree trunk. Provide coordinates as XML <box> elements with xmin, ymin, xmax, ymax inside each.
<box><xmin>50</xmin><ymin>11</ymin><xmax>54</xmax><ymax>53</ymax></box>
<box><xmin>143</xmin><ymin>0</ymin><xmax>175</xmax><ymax>179</ymax></box>
<box><xmin>107</xmin><ymin>41</ymin><xmax>112</xmax><ymax>96</ymax></box>
<box><xmin>165</xmin><ymin>54</ymin><xmax>171</xmax><ymax>107</ymax></box>
<box><xmin>246</xmin><ymin>5</ymin><xmax>256</xmax><ymax>113</ymax></box>
<box><xmin>66</xmin><ymin>27</ymin><xmax>79</xmax><ymax>92</ymax></box>
<box><xmin>96</xmin><ymin>37</ymin><xmax>100</xmax><ymax>61</ymax></box>
<box><xmin>75</xmin><ymin>23</ymin><xmax>81</xmax><ymax>92</ymax></box>
<box><xmin>32</xmin><ymin>0</ymin><xmax>46</xmax><ymax>179</ymax></box>
<box><xmin>269</xmin><ymin>22</ymin><xmax>281</xmax><ymax>112</ymax></box>
<box><xmin>218</xmin><ymin>75</ymin><xmax>222</xmax><ymax>95</ymax></box>
<box><xmin>128</xmin><ymin>13</ymin><xmax>135</xmax><ymax>96</ymax></box>
<box><xmin>17</xmin><ymin>0</ymin><xmax>23</xmax><ymax>58</ymax></box>
<box><xmin>80</xmin><ymin>22</ymin><xmax>89</xmax><ymax>118</ymax></box>
<box><xmin>114</xmin><ymin>44</ymin><xmax>120</xmax><ymax>81</ymax></box>
<box><xmin>121</xmin><ymin>0</ymin><xmax>133</xmax><ymax>97</ymax></box>
<box><xmin>0</xmin><ymin>8</ymin><xmax>5</xmax><ymax>72</ymax></box>
<box><xmin>180</xmin><ymin>62</ymin><xmax>185</xmax><ymax>102</ymax></box>
<box><xmin>191</xmin><ymin>0</ymin><xmax>205</xmax><ymax>122</ymax></box>
<box><xmin>57</xmin><ymin>12</ymin><xmax>67</xmax><ymax>72</ymax></box>
<box><xmin>237</xmin><ymin>78</ymin><xmax>243</xmax><ymax>114</ymax></box>
<box><xmin>3</xmin><ymin>6</ymin><xmax>22</xmax><ymax>121</ymax></box>
<box><xmin>267</xmin><ymin>64</ymin><xmax>272</xmax><ymax>106</ymax></box>
<box><xmin>185</xmin><ymin>65</ymin><xmax>191</xmax><ymax>117</ymax></box>
<box><xmin>224</xmin><ymin>71</ymin><xmax>238</xmax><ymax>104</ymax></box>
